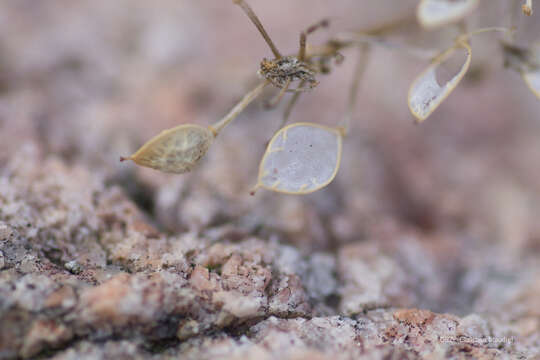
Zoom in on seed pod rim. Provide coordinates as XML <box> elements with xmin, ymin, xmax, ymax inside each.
<box><xmin>522</xmin><ymin>70</ymin><xmax>540</xmax><ymax>99</ymax></box>
<box><xmin>255</xmin><ymin>122</ymin><xmax>343</xmax><ymax>195</ymax></box>
<box><xmin>407</xmin><ymin>40</ymin><xmax>472</xmax><ymax>123</ymax></box>
<box><xmin>417</xmin><ymin>0</ymin><xmax>480</xmax><ymax>29</ymax></box>
<box><xmin>520</xmin><ymin>44</ymin><xmax>540</xmax><ymax>100</ymax></box>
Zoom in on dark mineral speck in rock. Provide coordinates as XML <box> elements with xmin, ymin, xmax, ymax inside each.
<box><xmin>64</xmin><ymin>260</ymin><xmax>83</xmax><ymax>274</ymax></box>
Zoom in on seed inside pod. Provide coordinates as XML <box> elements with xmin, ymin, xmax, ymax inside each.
<box><xmin>121</xmin><ymin>124</ymin><xmax>214</xmax><ymax>174</ymax></box>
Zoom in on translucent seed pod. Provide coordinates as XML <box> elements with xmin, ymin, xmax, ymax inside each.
<box><xmin>523</xmin><ymin>70</ymin><xmax>540</xmax><ymax>99</ymax></box>
<box><xmin>408</xmin><ymin>41</ymin><xmax>472</xmax><ymax>123</ymax></box>
<box><xmin>522</xmin><ymin>44</ymin><xmax>540</xmax><ymax>100</ymax></box>
<box><xmin>252</xmin><ymin>123</ymin><xmax>343</xmax><ymax>195</ymax></box>
<box><xmin>417</xmin><ymin>0</ymin><xmax>480</xmax><ymax>29</ymax></box>
<box><xmin>121</xmin><ymin>124</ymin><xmax>214</xmax><ymax>174</ymax></box>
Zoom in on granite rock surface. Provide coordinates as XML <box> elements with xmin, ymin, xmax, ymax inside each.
<box><xmin>1</xmin><ymin>0</ymin><xmax>539</xmax><ymax>359</ymax></box>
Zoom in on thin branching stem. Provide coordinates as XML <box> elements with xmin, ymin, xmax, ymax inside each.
<box><xmin>262</xmin><ymin>80</ymin><xmax>304</xmax><ymax>149</ymax></box>
<box><xmin>339</xmin><ymin>43</ymin><xmax>371</xmax><ymax>136</ymax></box>
<box><xmin>317</xmin><ymin>35</ymin><xmax>437</xmax><ymax>61</ymax></box>
<box><xmin>282</xmin><ymin>83</ymin><xmax>304</xmax><ymax>126</ymax></box>
<box><xmin>265</xmin><ymin>79</ymin><xmax>291</xmax><ymax>109</ymax></box>
<box><xmin>457</xmin><ymin>26</ymin><xmax>512</xmax><ymax>43</ymax></box>
<box><xmin>294</xmin><ymin>15</ymin><xmax>431</xmax><ymax>62</ymax></box>
<box><xmin>353</xmin><ymin>14</ymin><xmax>417</xmax><ymax>37</ymax></box>
<box><xmin>298</xmin><ymin>19</ymin><xmax>329</xmax><ymax>61</ymax></box>
<box><xmin>209</xmin><ymin>81</ymin><xmax>270</xmax><ymax>136</ymax></box>
<box><xmin>233</xmin><ymin>0</ymin><xmax>282</xmax><ymax>59</ymax></box>
<box><xmin>507</xmin><ymin>0</ymin><xmax>520</xmax><ymax>40</ymax></box>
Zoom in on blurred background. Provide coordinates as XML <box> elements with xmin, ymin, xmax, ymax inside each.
<box><xmin>1</xmin><ymin>0</ymin><xmax>539</xmax><ymax>316</ymax></box>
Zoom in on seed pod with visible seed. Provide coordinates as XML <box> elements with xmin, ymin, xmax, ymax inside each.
<box><xmin>120</xmin><ymin>124</ymin><xmax>214</xmax><ymax>174</ymax></box>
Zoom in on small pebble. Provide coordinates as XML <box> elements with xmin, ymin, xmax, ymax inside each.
<box><xmin>64</xmin><ymin>260</ymin><xmax>82</xmax><ymax>274</ymax></box>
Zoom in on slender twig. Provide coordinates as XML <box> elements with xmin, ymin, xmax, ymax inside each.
<box><xmin>298</xmin><ymin>19</ymin><xmax>330</xmax><ymax>61</ymax></box>
<box><xmin>233</xmin><ymin>0</ymin><xmax>282</xmax><ymax>59</ymax></box>
<box><xmin>456</xmin><ymin>26</ymin><xmax>512</xmax><ymax>43</ymax></box>
<box><xmin>209</xmin><ymin>81</ymin><xmax>269</xmax><ymax>136</ymax></box>
<box><xmin>339</xmin><ymin>44</ymin><xmax>371</xmax><ymax>136</ymax></box>
<box><xmin>320</xmin><ymin>35</ymin><xmax>438</xmax><ymax>60</ymax></box>
<box><xmin>505</xmin><ymin>0</ymin><xmax>520</xmax><ymax>42</ymax></box>
<box><xmin>352</xmin><ymin>14</ymin><xmax>417</xmax><ymax>37</ymax></box>
<box><xmin>264</xmin><ymin>79</ymin><xmax>291</xmax><ymax>109</ymax></box>
<box><xmin>283</xmin><ymin>86</ymin><xmax>303</xmax><ymax>126</ymax></box>
<box><xmin>262</xmin><ymin>80</ymin><xmax>305</xmax><ymax>149</ymax></box>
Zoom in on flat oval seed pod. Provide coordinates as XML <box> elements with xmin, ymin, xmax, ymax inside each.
<box><xmin>523</xmin><ymin>70</ymin><xmax>540</xmax><ymax>99</ymax></box>
<box><xmin>408</xmin><ymin>41</ymin><xmax>472</xmax><ymax>123</ymax></box>
<box><xmin>417</xmin><ymin>0</ymin><xmax>479</xmax><ymax>29</ymax></box>
<box><xmin>121</xmin><ymin>124</ymin><xmax>214</xmax><ymax>174</ymax></box>
<box><xmin>522</xmin><ymin>45</ymin><xmax>540</xmax><ymax>100</ymax></box>
<box><xmin>253</xmin><ymin>123</ymin><xmax>343</xmax><ymax>195</ymax></box>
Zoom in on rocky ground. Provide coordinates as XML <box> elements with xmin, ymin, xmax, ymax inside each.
<box><xmin>1</xmin><ymin>1</ymin><xmax>539</xmax><ymax>359</ymax></box>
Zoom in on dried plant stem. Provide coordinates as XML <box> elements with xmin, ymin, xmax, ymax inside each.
<box><xmin>354</xmin><ymin>15</ymin><xmax>417</xmax><ymax>37</ymax></box>
<box><xmin>300</xmin><ymin>15</ymin><xmax>429</xmax><ymax>62</ymax></box>
<box><xmin>233</xmin><ymin>0</ymin><xmax>282</xmax><ymax>59</ymax></box>
<box><xmin>318</xmin><ymin>35</ymin><xmax>437</xmax><ymax>61</ymax></box>
<box><xmin>298</xmin><ymin>19</ymin><xmax>330</xmax><ymax>61</ymax></box>
<box><xmin>209</xmin><ymin>81</ymin><xmax>269</xmax><ymax>136</ymax></box>
<box><xmin>265</xmin><ymin>79</ymin><xmax>291</xmax><ymax>109</ymax></box>
<box><xmin>523</xmin><ymin>0</ymin><xmax>533</xmax><ymax>15</ymax></box>
<box><xmin>272</xmin><ymin>80</ymin><xmax>304</xmax><ymax>134</ymax></box>
<box><xmin>311</xmin><ymin>23</ymin><xmax>507</xmax><ymax>65</ymax></box>
<box><xmin>360</xmin><ymin>36</ymin><xmax>437</xmax><ymax>60</ymax></box>
<box><xmin>262</xmin><ymin>80</ymin><xmax>304</xmax><ymax>149</ymax></box>
<box><xmin>339</xmin><ymin>43</ymin><xmax>371</xmax><ymax>136</ymax></box>
<box><xmin>283</xmin><ymin>84</ymin><xmax>304</xmax><ymax>126</ymax></box>
<box><xmin>505</xmin><ymin>0</ymin><xmax>520</xmax><ymax>42</ymax></box>
<box><xmin>457</xmin><ymin>26</ymin><xmax>512</xmax><ymax>43</ymax></box>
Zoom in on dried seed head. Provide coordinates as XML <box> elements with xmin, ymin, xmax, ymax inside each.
<box><xmin>259</xmin><ymin>56</ymin><xmax>319</xmax><ymax>91</ymax></box>
<box><xmin>121</xmin><ymin>124</ymin><xmax>214</xmax><ymax>174</ymax></box>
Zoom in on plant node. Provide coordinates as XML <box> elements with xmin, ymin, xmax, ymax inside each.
<box><xmin>259</xmin><ymin>56</ymin><xmax>318</xmax><ymax>91</ymax></box>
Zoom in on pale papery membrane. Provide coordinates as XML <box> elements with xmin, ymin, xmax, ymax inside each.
<box><xmin>254</xmin><ymin>123</ymin><xmax>343</xmax><ymax>195</ymax></box>
<box><xmin>522</xmin><ymin>44</ymin><xmax>540</xmax><ymax>99</ymax></box>
<box><xmin>408</xmin><ymin>41</ymin><xmax>472</xmax><ymax>122</ymax></box>
<box><xmin>417</xmin><ymin>0</ymin><xmax>480</xmax><ymax>29</ymax></box>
